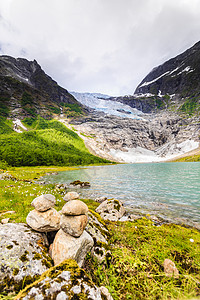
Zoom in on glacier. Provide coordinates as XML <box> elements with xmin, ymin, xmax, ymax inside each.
<box><xmin>70</xmin><ymin>91</ymin><xmax>143</xmax><ymax>119</ymax></box>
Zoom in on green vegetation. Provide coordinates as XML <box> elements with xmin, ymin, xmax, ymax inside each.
<box><xmin>0</xmin><ymin>166</ymin><xmax>99</xmax><ymax>223</ymax></box>
<box><xmin>179</xmin><ymin>96</ymin><xmax>200</xmax><ymax>115</ymax></box>
<box><xmin>60</xmin><ymin>102</ymin><xmax>83</xmax><ymax>117</ymax></box>
<box><xmin>86</xmin><ymin>218</ymin><xmax>200</xmax><ymax>300</ymax></box>
<box><xmin>0</xmin><ymin>117</ymin><xmax>110</xmax><ymax>167</ymax></box>
<box><xmin>0</xmin><ymin>166</ymin><xmax>200</xmax><ymax>299</ymax></box>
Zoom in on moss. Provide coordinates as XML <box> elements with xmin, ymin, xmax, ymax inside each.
<box><xmin>6</xmin><ymin>245</ymin><xmax>13</xmax><ymax>250</ymax></box>
<box><xmin>41</xmin><ymin>259</ymin><xmax>52</xmax><ymax>268</ymax></box>
<box><xmin>33</xmin><ymin>253</ymin><xmax>42</xmax><ymax>260</ymax></box>
<box><xmin>19</xmin><ymin>251</ymin><xmax>29</xmax><ymax>262</ymax></box>
<box><xmin>15</xmin><ymin>259</ymin><xmax>93</xmax><ymax>299</ymax></box>
<box><xmin>12</xmin><ymin>268</ymin><xmax>19</xmax><ymax>276</ymax></box>
<box><xmin>113</xmin><ymin>199</ymin><xmax>120</xmax><ymax>211</ymax></box>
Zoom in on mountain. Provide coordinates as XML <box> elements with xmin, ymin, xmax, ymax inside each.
<box><xmin>107</xmin><ymin>42</ymin><xmax>200</xmax><ymax>115</ymax></box>
<box><xmin>135</xmin><ymin>41</ymin><xmax>200</xmax><ymax>97</ymax></box>
<box><xmin>0</xmin><ymin>55</ymin><xmax>83</xmax><ymax>119</ymax></box>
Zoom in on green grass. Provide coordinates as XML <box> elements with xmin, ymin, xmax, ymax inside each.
<box><xmin>0</xmin><ymin>117</ymin><xmax>111</xmax><ymax>167</ymax></box>
<box><xmin>0</xmin><ymin>166</ymin><xmax>200</xmax><ymax>299</ymax></box>
<box><xmin>0</xmin><ymin>166</ymin><xmax>99</xmax><ymax>223</ymax></box>
<box><xmin>85</xmin><ymin>219</ymin><xmax>200</xmax><ymax>300</ymax></box>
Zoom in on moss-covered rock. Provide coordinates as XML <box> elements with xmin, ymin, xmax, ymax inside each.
<box><xmin>0</xmin><ymin>223</ymin><xmax>53</xmax><ymax>293</ymax></box>
<box><xmin>95</xmin><ymin>199</ymin><xmax>125</xmax><ymax>222</ymax></box>
<box><xmin>15</xmin><ymin>259</ymin><xmax>104</xmax><ymax>299</ymax></box>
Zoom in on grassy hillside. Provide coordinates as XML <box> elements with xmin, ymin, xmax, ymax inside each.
<box><xmin>0</xmin><ymin>117</ymin><xmax>110</xmax><ymax>167</ymax></box>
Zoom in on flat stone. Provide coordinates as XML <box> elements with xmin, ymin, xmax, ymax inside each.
<box><xmin>31</xmin><ymin>194</ymin><xmax>56</xmax><ymax>212</ymax></box>
<box><xmin>60</xmin><ymin>214</ymin><xmax>88</xmax><ymax>237</ymax></box>
<box><xmin>52</xmin><ymin>229</ymin><xmax>94</xmax><ymax>267</ymax></box>
<box><xmin>26</xmin><ymin>208</ymin><xmax>60</xmax><ymax>232</ymax></box>
<box><xmin>63</xmin><ymin>192</ymin><xmax>79</xmax><ymax>202</ymax></box>
<box><xmin>62</xmin><ymin>200</ymin><xmax>88</xmax><ymax>216</ymax></box>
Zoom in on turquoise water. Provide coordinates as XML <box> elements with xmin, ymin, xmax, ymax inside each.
<box><xmin>44</xmin><ymin>162</ymin><xmax>200</xmax><ymax>225</ymax></box>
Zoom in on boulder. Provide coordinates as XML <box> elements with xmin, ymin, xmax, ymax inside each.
<box><xmin>31</xmin><ymin>194</ymin><xmax>56</xmax><ymax>212</ymax></box>
<box><xmin>63</xmin><ymin>191</ymin><xmax>79</xmax><ymax>201</ymax></box>
<box><xmin>95</xmin><ymin>199</ymin><xmax>125</xmax><ymax>221</ymax></box>
<box><xmin>95</xmin><ymin>196</ymin><xmax>108</xmax><ymax>203</ymax></box>
<box><xmin>26</xmin><ymin>208</ymin><xmax>60</xmax><ymax>232</ymax></box>
<box><xmin>62</xmin><ymin>200</ymin><xmax>88</xmax><ymax>216</ymax></box>
<box><xmin>163</xmin><ymin>259</ymin><xmax>179</xmax><ymax>278</ymax></box>
<box><xmin>52</xmin><ymin>229</ymin><xmax>94</xmax><ymax>267</ymax></box>
<box><xmin>0</xmin><ymin>223</ymin><xmax>53</xmax><ymax>293</ymax></box>
<box><xmin>60</xmin><ymin>214</ymin><xmax>88</xmax><ymax>237</ymax></box>
<box><xmin>15</xmin><ymin>259</ymin><xmax>106</xmax><ymax>300</ymax></box>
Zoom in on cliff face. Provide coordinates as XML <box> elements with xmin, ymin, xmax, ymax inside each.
<box><xmin>134</xmin><ymin>41</ymin><xmax>200</xmax><ymax>97</ymax></box>
<box><xmin>0</xmin><ymin>55</ymin><xmax>81</xmax><ymax>118</ymax></box>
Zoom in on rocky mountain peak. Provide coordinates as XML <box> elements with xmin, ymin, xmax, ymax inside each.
<box><xmin>134</xmin><ymin>41</ymin><xmax>200</xmax><ymax>98</ymax></box>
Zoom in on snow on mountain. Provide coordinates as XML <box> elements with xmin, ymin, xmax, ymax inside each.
<box><xmin>70</xmin><ymin>92</ymin><xmax>143</xmax><ymax>119</ymax></box>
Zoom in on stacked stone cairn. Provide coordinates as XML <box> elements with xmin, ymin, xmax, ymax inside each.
<box><xmin>26</xmin><ymin>194</ymin><xmax>93</xmax><ymax>268</ymax></box>
<box><xmin>52</xmin><ymin>200</ymin><xmax>93</xmax><ymax>267</ymax></box>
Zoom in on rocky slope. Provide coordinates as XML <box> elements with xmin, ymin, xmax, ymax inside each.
<box><xmin>67</xmin><ymin>42</ymin><xmax>200</xmax><ymax>162</ymax></box>
<box><xmin>0</xmin><ymin>55</ymin><xmax>83</xmax><ymax>119</ymax></box>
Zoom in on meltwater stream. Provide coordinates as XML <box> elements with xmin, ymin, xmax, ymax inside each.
<box><xmin>44</xmin><ymin>162</ymin><xmax>200</xmax><ymax>226</ymax></box>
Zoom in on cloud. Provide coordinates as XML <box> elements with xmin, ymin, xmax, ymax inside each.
<box><xmin>0</xmin><ymin>0</ymin><xmax>200</xmax><ymax>95</ymax></box>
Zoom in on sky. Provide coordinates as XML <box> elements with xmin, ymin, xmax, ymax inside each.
<box><xmin>0</xmin><ymin>0</ymin><xmax>200</xmax><ymax>96</ymax></box>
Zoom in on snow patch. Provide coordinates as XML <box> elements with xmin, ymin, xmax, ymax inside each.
<box><xmin>176</xmin><ymin>66</ymin><xmax>194</xmax><ymax>76</ymax></box>
<box><xmin>133</xmin><ymin>93</ymin><xmax>154</xmax><ymax>98</ymax></box>
<box><xmin>13</xmin><ymin>119</ymin><xmax>27</xmax><ymax>133</ymax></box>
<box><xmin>109</xmin><ymin>140</ymin><xmax>199</xmax><ymax>163</ymax></box>
<box><xmin>139</xmin><ymin>71</ymin><xmax>170</xmax><ymax>88</ymax></box>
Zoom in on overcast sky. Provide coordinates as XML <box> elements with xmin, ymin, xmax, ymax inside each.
<box><xmin>0</xmin><ymin>0</ymin><xmax>200</xmax><ymax>96</ymax></box>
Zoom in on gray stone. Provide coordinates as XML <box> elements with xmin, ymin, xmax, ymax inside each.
<box><xmin>15</xmin><ymin>260</ymin><xmax>104</xmax><ymax>299</ymax></box>
<box><xmin>86</xmin><ymin>211</ymin><xmax>108</xmax><ymax>244</ymax></box>
<box><xmin>52</xmin><ymin>229</ymin><xmax>94</xmax><ymax>267</ymax></box>
<box><xmin>63</xmin><ymin>192</ymin><xmax>79</xmax><ymax>202</ymax></box>
<box><xmin>60</xmin><ymin>214</ymin><xmax>88</xmax><ymax>237</ymax></box>
<box><xmin>31</xmin><ymin>194</ymin><xmax>56</xmax><ymax>212</ymax></box>
<box><xmin>62</xmin><ymin>200</ymin><xmax>88</xmax><ymax>216</ymax></box>
<box><xmin>95</xmin><ymin>199</ymin><xmax>125</xmax><ymax>221</ymax></box>
<box><xmin>26</xmin><ymin>208</ymin><xmax>60</xmax><ymax>232</ymax></box>
<box><xmin>0</xmin><ymin>223</ymin><xmax>53</xmax><ymax>293</ymax></box>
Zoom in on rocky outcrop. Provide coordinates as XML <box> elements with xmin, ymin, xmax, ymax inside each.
<box><xmin>0</xmin><ymin>223</ymin><xmax>53</xmax><ymax>293</ymax></box>
<box><xmin>15</xmin><ymin>259</ymin><xmax>105</xmax><ymax>300</ymax></box>
<box><xmin>163</xmin><ymin>259</ymin><xmax>179</xmax><ymax>278</ymax></box>
<box><xmin>95</xmin><ymin>199</ymin><xmax>125</xmax><ymax>222</ymax></box>
<box><xmin>70</xmin><ymin>111</ymin><xmax>200</xmax><ymax>163</ymax></box>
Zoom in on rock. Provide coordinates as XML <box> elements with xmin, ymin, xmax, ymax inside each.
<box><xmin>0</xmin><ymin>210</ymin><xmax>16</xmax><ymax>216</ymax></box>
<box><xmin>86</xmin><ymin>211</ymin><xmax>110</xmax><ymax>263</ymax></box>
<box><xmin>62</xmin><ymin>200</ymin><xmax>88</xmax><ymax>216</ymax></box>
<box><xmin>31</xmin><ymin>194</ymin><xmax>56</xmax><ymax>212</ymax></box>
<box><xmin>70</xmin><ymin>180</ymin><xmax>90</xmax><ymax>187</ymax></box>
<box><xmin>63</xmin><ymin>191</ymin><xmax>79</xmax><ymax>201</ymax></box>
<box><xmin>26</xmin><ymin>208</ymin><xmax>60</xmax><ymax>232</ymax></box>
<box><xmin>95</xmin><ymin>196</ymin><xmax>108</xmax><ymax>203</ymax></box>
<box><xmin>163</xmin><ymin>259</ymin><xmax>179</xmax><ymax>278</ymax></box>
<box><xmin>15</xmin><ymin>259</ymin><xmax>105</xmax><ymax>300</ymax></box>
<box><xmin>1</xmin><ymin>218</ymin><xmax>9</xmax><ymax>224</ymax></box>
<box><xmin>0</xmin><ymin>223</ymin><xmax>53</xmax><ymax>293</ymax></box>
<box><xmin>54</xmin><ymin>183</ymin><xmax>68</xmax><ymax>192</ymax></box>
<box><xmin>100</xmin><ymin>286</ymin><xmax>114</xmax><ymax>300</ymax></box>
<box><xmin>86</xmin><ymin>211</ymin><xmax>108</xmax><ymax>244</ymax></box>
<box><xmin>95</xmin><ymin>199</ymin><xmax>125</xmax><ymax>221</ymax></box>
<box><xmin>52</xmin><ymin>229</ymin><xmax>94</xmax><ymax>267</ymax></box>
<box><xmin>60</xmin><ymin>214</ymin><xmax>88</xmax><ymax>237</ymax></box>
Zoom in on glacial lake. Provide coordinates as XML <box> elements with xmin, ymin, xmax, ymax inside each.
<box><xmin>44</xmin><ymin>162</ymin><xmax>200</xmax><ymax>226</ymax></box>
